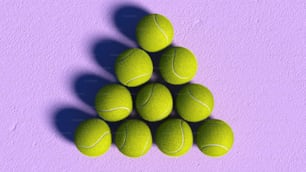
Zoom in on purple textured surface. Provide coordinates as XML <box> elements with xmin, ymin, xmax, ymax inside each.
<box><xmin>1</xmin><ymin>0</ymin><xmax>305</xmax><ymax>171</ymax></box>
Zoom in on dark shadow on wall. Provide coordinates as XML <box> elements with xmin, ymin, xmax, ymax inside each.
<box><xmin>52</xmin><ymin>4</ymin><xmax>151</xmax><ymax>144</ymax></box>
<box><xmin>53</xmin><ymin>107</ymin><xmax>94</xmax><ymax>142</ymax></box>
<box><xmin>92</xmin><ymin>39</ymin><xmax>130</xmax><ymax>76</ymax></box>
<box><xmin>73</xmin><ymin>73</ymin><xmax>111</xmax><ymax>108</ymax></box>
<box><xmin>113</xmin><ymin>5</ymin><xmax>149</xmax><ymax>42</ymax></box>
<box><xmin>52</xmin><ymin>4</ymin><xmax>209</xmax><ymax>146</ymax></box>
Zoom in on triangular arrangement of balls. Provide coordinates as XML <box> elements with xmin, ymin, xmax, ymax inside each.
<box><xmin>75</xmin><ymin>14</ymin><xmax>234</xmax><ymax>158</ymax></box>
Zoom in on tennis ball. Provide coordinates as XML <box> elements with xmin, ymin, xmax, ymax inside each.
<box><xmin>196</xmin><ymin>119</ymin><xmax>234</xmax><ymax>157</ymax></box>
<box><xmin>176</xmin><ymin>84</ymin><xmax>214</xmax><ymax>122</ymax></box>
<box><xmin>136</xmin><ymin>14</ymin><xmax>174</xmax><ymax>52</ymax></box>
<box><xmin>136</xmin><ymin>83</ymin><xmax>173</xmax><ymax>122</ymax></box>
<box><xmin>115</xmin><ymin>119</ymin><xmax>152</xmax><ymax>158</ymax></box>
<box><xmin>74</xmin><ymin>118</ymin><xmax>111</xmax><ymax>157</ymax></box>
<box><xmin>95</xmin><ymin>84</ymin><xmax>132</xmax><ymax>122</ymax></box>
<box><xmin>159</xmin><ymin>47</ymin><xmax>198</xmax><ymax>85</ymax></box>
<box><xmin>156</xmin><ymin>119</ymin><xmax>193</xmax><ymax>157</ymax></box>
<box><xmin>115</xmin><ymin>48</ymin><xmax>153</xmax><ymax>87</ymax></box>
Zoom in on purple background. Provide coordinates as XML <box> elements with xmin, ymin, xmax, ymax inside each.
<box><xmin>1</xmin><ymin>0</ymin><xmax>305</xmax><ymax>171</ymax></box>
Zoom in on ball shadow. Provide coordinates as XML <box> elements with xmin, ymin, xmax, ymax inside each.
<box><xmin>74</xmin><ymin>73</ymin><xmax>113</xmax><ymax>109</ymax></box>
<box><xmin>190</xmin><ymin>116</ymin><xmax>213</xmax><ymax>145</ymax></box>
<box><xmin>113</xmin><ymin>5</ymin><xmax>150</xmax><ymax>42</ymax></box>
<box><xmin>92</xmin><ymin>39</ymin><xmax>130</xmax><ymax>76</ymax></box>
<box><xmin>53</xmin><ymin>106</ymin><xmax>134</xmax><ymax>144</ymax></box>
<box><xmin>53</xmin><ymin>107</ymin><xmax>95</xmax><ymax>143</ymax></box>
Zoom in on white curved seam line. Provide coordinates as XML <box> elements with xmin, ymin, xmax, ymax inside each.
<box><xmin>157</xmin><ymin>106</ymin><xmax>171</xmax><ymax>119</ymax></box>
<box><xmin>142</xmin><ymin>135</ymin><xmax>151</xmax><ymax>154</ymax></box>
<box><xmin>153</xmin><ymin>15</ymin><xmax>168</xmax><ymax>42</ymax></box>
<box><xmin>200</xmin><ymin>144</ymin><xmax>229</xmax><ymax>151</ymax></box>
<box><xmin>171</xmin><ymin>48</ymin><xmax>189</xmax><ymax>79</ymax></box>
<box><xmin>97</xmin><ymin>107</ymin><xmax>130</xmax><ymax>113</ymax></box>
<box><xmin>140</xmin><ymin>83</ymin><xmax>155</xmax><ymax>106</ymax></box>
<box><xmin>125</xmin><ymin>73</ymin><xmax>151</xmax><ymax>85</ymax></box>
<box><xmin>117</xmin><ymin>50</ymin><xmax>135</xmax><ymax>64</ymax></box>
<box><xmin>165</xmin><ymin>120</ymin><xmax>185</xmax><ymax>154</ymax></box>
<box><xmin>79</xmin><ymin>132</ymin><xmax>110</xmax><ymax>149</ymax></box>
<box><xmin>119</xmin><ymin>125</ymin><xmax>128</xmax><ymax>150</ymax></box>
<box><xmin>187</xmin><ymin>89</ymin><xmax>211</xmax><ymax>113</ymax></box>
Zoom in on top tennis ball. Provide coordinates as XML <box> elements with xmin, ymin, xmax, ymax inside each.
<box><xmin>136</xmin><ymin>14</ymin><xmax>174</xmax><ymax>52</ymax></box>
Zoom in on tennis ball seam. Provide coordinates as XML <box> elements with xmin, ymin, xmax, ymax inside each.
<box><xmin>96</xmin><ymin>107</ymin><xmax>131</xmax><ymax>113</ymax></box>
<box><xmin>139</xmin><ymin>84</ymin><xmax>155</xmax><ymax>106</ymax></box>
<box><xmin>153</xmin><ymin>14</ymin><xmax>168</xmax><ymax>42</ymax></box>
<box><xmin>118</xmin><ymin>123</ymin><xmax>151</xmax><ymax>154</ymax></box>
<box><xmin>78</xmin><ymin>131</ymin><xmax>110</xmax><ymax>149</ymax></box>
<box><xmin>141</xmin><ymin>135</ymin><xmax>151</xmax><ymax>155</ymax></box>
<box><xmin>117</xmin><ymin>49</ymin><xmax>135</xmax><ymax>64</ymax></box>
<box><xmin>187</xmin><ymin>88</ymin><xmax>211</xmax><ymax>113</ymax></box>
<box><xmin>171</xmin><ymin>48</ymin><xmax>189</xmax><ymax>79</ymax></box>
<box><xmin>200</xmin><ymin>144</ymin><xmax>229</xmax><ymax>151</ymax></box>
<box><xmin>158</xmin><ymin>108</ymin><xmax>172</xmax><ymax>119</ymax></box>
<box><xmin>118</xmin><ymin>125</ymin><xmax>128</xmax><ymax>150</ymax></box>
<box><xmin>164</xmin><ymin>120</ymin><xmax>185</xmax><ymax>154</ymax></box>
<box><xmin>125</xmin><ymin>73</ymin><xmax>151</xmax><ymax>86</ymax></box>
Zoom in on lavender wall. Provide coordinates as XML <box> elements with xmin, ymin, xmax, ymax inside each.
<box><xmin>1</xmin><ymin>0</ymin><xmax>305</xmax><ymax>171</ymax></box>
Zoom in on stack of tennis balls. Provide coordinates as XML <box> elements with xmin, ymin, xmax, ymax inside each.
<box><xmin>74</xmin><ymin>14</ymin><xmax>234</xmax><ymax>158</ymax></box>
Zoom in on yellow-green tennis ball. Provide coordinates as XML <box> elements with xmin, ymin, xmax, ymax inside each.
<box><xmin>196</xmin><ymin>119</ymin><xmax>234</xmax><ymax>157</ymax></box>
<box><xmin>115</xmin><ymin>48</ymin><xmax>153</xmax><ymax>87</ymax></box>
<box><xmin>136</xmin><ymin>83</ymin><xmax>173</xmax><ymax>122</ymax></box>
<box><xmin>95</xmin><ymin>84</ymin><xmax>132</xmax><ymax>122</ymax></box>
<box><xmin>136</xmin><ymin>14</ymin><xmax>174</xmax><ymax>52</ymax></box>
<box><xmin>115</xmin><ymin>119</ymin><xmax>152</xmax><ymax>158</ymax></box>
<box><xmin>156</xmin><ymin>119</ymin><xmax>193</xmax><ymax>157</ymax></box>
<box><xmin>176</xmin><ymin>84</ymin><xmax>214</xmax><ymax>122</ymax></box>
<box><xmin>74</xmin><ymin>119</ymin><xmax>111</xmax><ymax>157</ymax></box>
<box><xmin>159</xmin><ymin>47</ymin><xmax>198</xmax><ymax>85</ymax></box>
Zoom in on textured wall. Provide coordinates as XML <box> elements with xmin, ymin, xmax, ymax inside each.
<box><xmin>1</xmin><ymin>0</ymin><xmax>305</xmax><ymax>171</ymax></box>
